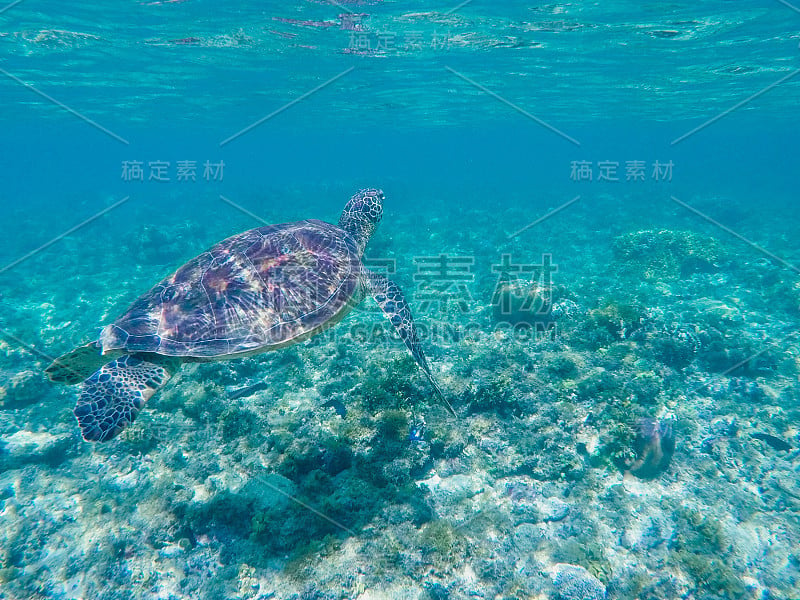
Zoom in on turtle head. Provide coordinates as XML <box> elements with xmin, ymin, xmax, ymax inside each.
<box><xmin>338</xmin><ymin>188</ymin><xmax>384</xmax><ymax>255</ymax></box>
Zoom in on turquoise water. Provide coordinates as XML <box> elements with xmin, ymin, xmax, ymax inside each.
<box><xmin>1</xmin><ymin>1</ymin><xmax>800</xmax><ymax>598</ymax></box>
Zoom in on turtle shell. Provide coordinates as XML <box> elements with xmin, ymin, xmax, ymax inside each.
<box><xmin>99</xmin><ymin>219</ymin><xmax>363</xmax><ymax>357</ymax></box>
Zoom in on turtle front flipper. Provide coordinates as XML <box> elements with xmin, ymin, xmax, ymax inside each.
<box><xmin>45</xmin><ymin>342</ymin><xmax>124</xmax><ymax>385</ymax></box>
<box><xmin>366</xmin><ymin>271</ymin><xmax>456</xmax><ymax>417</ymax></box>
<box><xmin>74</xmin><ymin>355</ymin><xmax>179</xmax><ymax>442</ymax></box>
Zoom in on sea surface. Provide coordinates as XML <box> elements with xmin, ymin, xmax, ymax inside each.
<box><xmin>1</xmin><ymin>1</ymin><xmax>799</xmax><ymax>599</ymax></box>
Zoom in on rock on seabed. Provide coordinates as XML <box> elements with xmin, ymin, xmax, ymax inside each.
<box><xmin>552</xmin><ymin>563</ymin><xmax>606</xmax><ymax>600</ymax></box>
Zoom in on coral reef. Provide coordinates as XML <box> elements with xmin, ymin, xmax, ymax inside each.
<box><xmin>1</xmin><ymin>200</ymin><xmax>798</xmax><ymax>600</ymax></box>
<box><xmin>612</xmin><ymin>229</ymin><xmax>725</xmax><ymax>280</ymax></box>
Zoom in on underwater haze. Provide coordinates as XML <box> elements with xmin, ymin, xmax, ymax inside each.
<box><xmin>1</xmin><ymin>1</ymin><xmax>799</xmax><ymax>599</ymax></box>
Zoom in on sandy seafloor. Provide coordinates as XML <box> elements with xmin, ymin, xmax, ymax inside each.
<box><xmin>1</xmin><ymin>187</ymin><xmax>799</xmax><ymax>600</ymax></box>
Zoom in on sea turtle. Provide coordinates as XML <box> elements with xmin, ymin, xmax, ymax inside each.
<box><xmin>46</xmin><ymin>188</ymin><xmax>455</xmax><ymax>442</ymax></box>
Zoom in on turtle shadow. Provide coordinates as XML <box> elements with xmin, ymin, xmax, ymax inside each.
<box><xmin>168</xmin><ymin>434</ymin><xmax>433</xmax><ymax>569</ymax></box>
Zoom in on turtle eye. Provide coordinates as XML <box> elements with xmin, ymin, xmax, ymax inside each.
<box><xmin>162</xmin><ymin>287</ymin><xmax>178</xmax><ymax>302</ymax></box>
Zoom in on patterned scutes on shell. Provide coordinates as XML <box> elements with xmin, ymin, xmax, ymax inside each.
<box><xmin>103</xmin><ymin>219</ymin><xmax>362</xmax><ymax>357</ymax></box>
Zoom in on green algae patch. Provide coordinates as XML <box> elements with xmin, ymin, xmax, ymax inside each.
<box><xmin>0</xmin><ymin>567</ymin><xmax>21</xmax><ymax>585</ymax></box>
<box><xmin>675</xmin><ymin>507</ymin><xmax>728</xmax><ymax>554</ymax></box>
<box><xmin>674</xmin><ymin>551</ymin><xmax>746</xmax><ymax>599</ymax></box>
<box><xmin>358</xmin><ymin>355</ymin><xmax>421</xmax><ymax>411</ymax></box>
<box><xmin>419</xmin><ymin>520</ymin><xmax>466</xmax><ymax>565</ymax></box>
<box><xmin>670</xmin><ymin>505</ymin><xmax>747</xmax><ymax>599</ymax></box>
<box><xmin>612</xmin><ymin>229</ymin><xmax>724</xmax><ymax>280</ymax></box>
<box><xmin>377</xmin><ymin>409</ymin><xmax>410</xmax><ymax>441</ymax></box>
<box><xmin>465</xmin><ymin>371</ymin><xmax>520</xmax><ymax>416</ymax></box>
<box><xmin>552</xmin><ymin>538</ymin><xmax>613</xmax><ymax>584</ymax></box>
<box><xmin>218</xmin><ymin>406</ymin><xmax>260</xmax><ymax>441</ymax></box>
<box><xmin>283</xmin><ymin>535</ymin><xmax>343</xmax><ymax>581</ymax></box>
<box><xmin>593</xmin><ymin>421</ymin><xmax>637</xmax><ymax>470</ymax></box>
<box><xmin>623</xmin><ymin>371</ymin><xmax>662</xmax><ymax>404</ymax></box>
<box><xmin>583</xmin><ymin>301</ymin><xmax>646</xmax><ymax>347</ymax></box>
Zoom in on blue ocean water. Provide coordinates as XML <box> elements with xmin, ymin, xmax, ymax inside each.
<box><xmin>1</xmin><ymin>2</ymin><xmax>799</xmax><ymax>599</ymax></box>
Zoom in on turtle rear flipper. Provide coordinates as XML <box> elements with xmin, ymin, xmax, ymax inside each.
<box><xmin>366</xmin><ymin>271</ymin><xmax>457</xmax><ymax>417</ymax></box>
<box><xmin>74</xmin><ymin>355</ymin><xmax>178</xmax><ymax>442</ymax></box>
<box><xmin>46</xmin><ymin>342</ymin><xmax>123</xmax><ymax>385</ymax></box>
